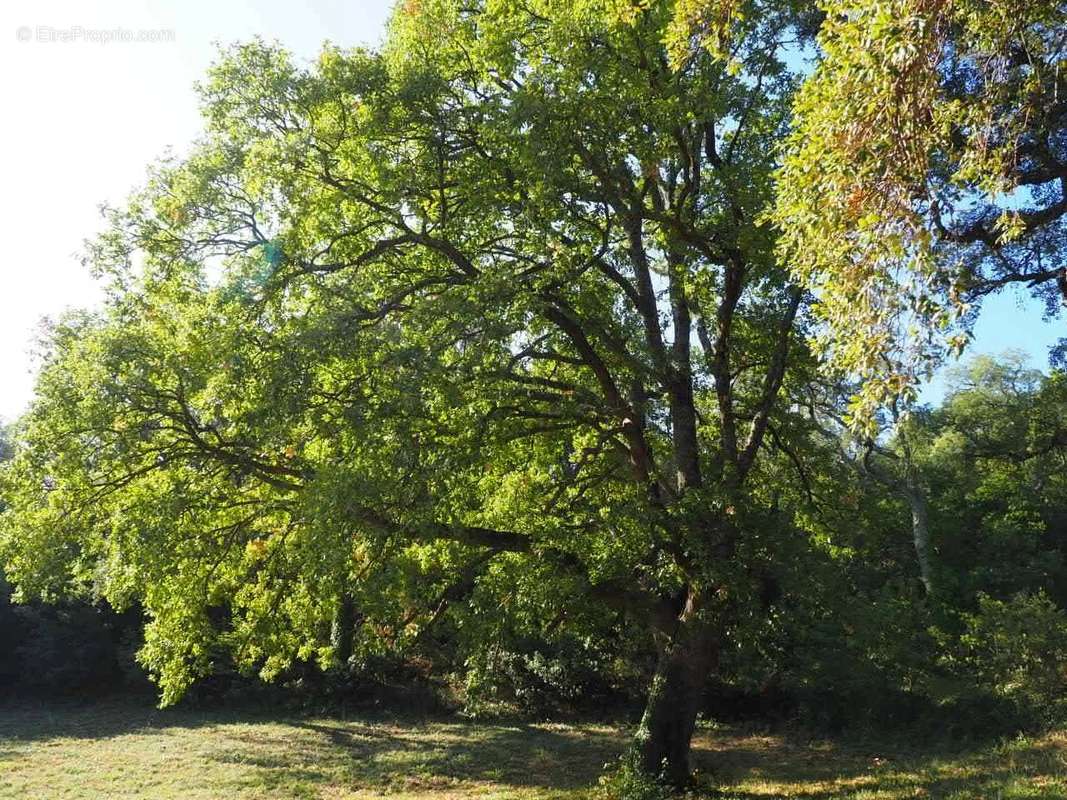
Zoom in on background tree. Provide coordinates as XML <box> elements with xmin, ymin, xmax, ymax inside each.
<box><xmin>914</xmin><ymin>354</ymin><xmax>1067</xmax><ymax>606</ymax></box>
<box><xmin>736</xmin><ymin>352</ymin><xmax>1067</xmax><ymax>732</ymax></box>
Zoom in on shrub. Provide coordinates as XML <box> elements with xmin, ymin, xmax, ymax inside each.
<box><xmin>0</xmin><ymin>575</ymin><xmax>147</xmax><ymax>697</ymax></box>
<box><xmin>952</xmin><ymin>591</ymin><xmax>1067</xmax><ymax>729</ymax></box>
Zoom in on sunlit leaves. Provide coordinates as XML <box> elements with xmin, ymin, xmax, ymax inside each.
<box><xmin>776</xmin><ymin>0</ymin><xmax>1067</xmax><ymax>431</ymax></box>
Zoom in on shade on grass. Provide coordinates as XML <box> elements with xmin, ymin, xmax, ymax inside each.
<box><xmin>0</xmin><ymin>700</ymin><xmax>1064</xmax><ymax>799</ymax></box>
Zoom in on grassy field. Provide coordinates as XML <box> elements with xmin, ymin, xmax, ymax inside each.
<box><xmin>0</xmin><ymin>699</ymin><xmax>1064</xmax><ymax>799</ymax></box>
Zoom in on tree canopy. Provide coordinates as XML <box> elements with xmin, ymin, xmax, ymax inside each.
<box><xmin>0</xmin><ymin>0</ymin><xmax>819</xmax><ymax>784</ymax></box>
<box><xmin>1</xmin><ymin>0</ymin><xmax>1065</xmax><ymax>792</ymax></box>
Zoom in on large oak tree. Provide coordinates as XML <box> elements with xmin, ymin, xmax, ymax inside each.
<box><xmin>0</xmin><ymin>0</ymin><xmax>815</xmax><ymax>784</ymax></box>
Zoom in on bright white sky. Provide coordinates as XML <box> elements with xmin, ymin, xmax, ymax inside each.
<box><xmin>0</xmin><ymin>0</ymin><xmax>1061</xmax><ymax>421</ymax></box>
<box><xmin>0</xmin><ymin>0</ymin><xmax>393</xmax><ymax>422</ymax></box>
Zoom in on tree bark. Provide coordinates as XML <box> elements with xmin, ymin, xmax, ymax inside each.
<box><xmin>331</xmin><ymin>592</ymin><xmax>358</xmax><ymax>669</ymax></box>
<box><xmin>633</xmin><ymin>588</ymin><xmax>719</xmax><ymax>787</ymax></box>
<box><xmin>903</xmin><ymin>481</ymin><xmax>936</xmax><ymax>596</ymax></box>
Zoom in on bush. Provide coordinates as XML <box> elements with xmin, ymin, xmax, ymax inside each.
<box><xmin>594</xmin><ymin>758</ymin><xmax>679</xmax><ymax>800</ymax></box>
<box><xmin>463</xmin><ymin>638</ymin><xmax>636</xmax><ymax>717</ymax></box>
<box><xmin>0</xmin><ymin>575</ymin><xmax>148</xmax><ymax>698</ymax></box>
<box><xmin>951</xmin><ymin>591</ymin><xmax>1067</xmax><ymax>729</ymax></box>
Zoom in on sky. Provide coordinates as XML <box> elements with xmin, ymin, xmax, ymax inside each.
<box><xmin>0</xmin><ymin>0</ymin><xmax>1062</xmax><ymax>421</ymax></box>
<box><xmin>0</xmin><ymin>0</ymin><xmax>393</xmax><ymax>422</ymax></box>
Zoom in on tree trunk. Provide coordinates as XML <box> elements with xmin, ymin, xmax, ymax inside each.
<box><xmin>903</xmin><ymin>481</ymin><xmax>935</xmax><ymax>597</ymax></box>
<box><xmin>331</xmin><ymin>592</ymin><xmax>358</xmax><ymax>669</ymax></box>
<box><xmin>633</xmin><ymin>588</ymin><xmax>719</xmax><ymax>787</ymax></box>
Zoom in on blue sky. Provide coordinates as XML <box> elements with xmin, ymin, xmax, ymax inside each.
<box><xmin>917</xmin><ymin>289</ymin><xmax>1063</xmax><ymax>404</ymax></box>
<box><xmin>0</xmin><ymin>0</ymin><xmax>1060</xmax><ymax>420</ymax></box>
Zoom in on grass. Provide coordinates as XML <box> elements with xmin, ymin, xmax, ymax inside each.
<box><xmin>0</xmin><ymin>699</ymin><xmax>1063</xmax><ymax>799</ymax></box>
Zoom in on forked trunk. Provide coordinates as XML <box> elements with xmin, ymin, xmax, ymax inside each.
<box><xmin>633</xmin><ymin>589</ymin><xmax>719</xmax><ymax>787</ymax></box>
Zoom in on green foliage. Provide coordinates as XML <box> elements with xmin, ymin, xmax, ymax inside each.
<box><xmin>0</xmin><ymin>0</ymin><xmax>817</xmax><ymax>730</ymax></box>
<box><xmin>596</xmin><ymin>758</ymin><xmax>680</xmax><ymax>800</ymax></box>
<box><xmin>462</xmin><ymin>632</ymin><xmax>648</xmax><ymax>717</ymax></box>
<box><xmin>693</xmin><ymin>354</ymin><xmax>1067</xmax><ymax>733</ymax></box>
<box><xmin>954</xmin><ymin>591</ymin><xmax>1067</xmax><ymax>729</ymax></box>
<box><xmin>1</xmin><ymin>4</ymin><xmax>1064</xmax><ymax>786</ymax></box>
<box><xmin>917</xmin><ymin>355</ymin><xmax>1067</xmax><ymax>607</ymax></box>
<box><xmin>776</xmin><ymin>0</ymin><xmax>1067</xmax><ymax>428</ymax></box>
<box><xmin>0</xmin><ymin>574</ymin><xmax>146</xmax><ymax>697</ymax></box>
